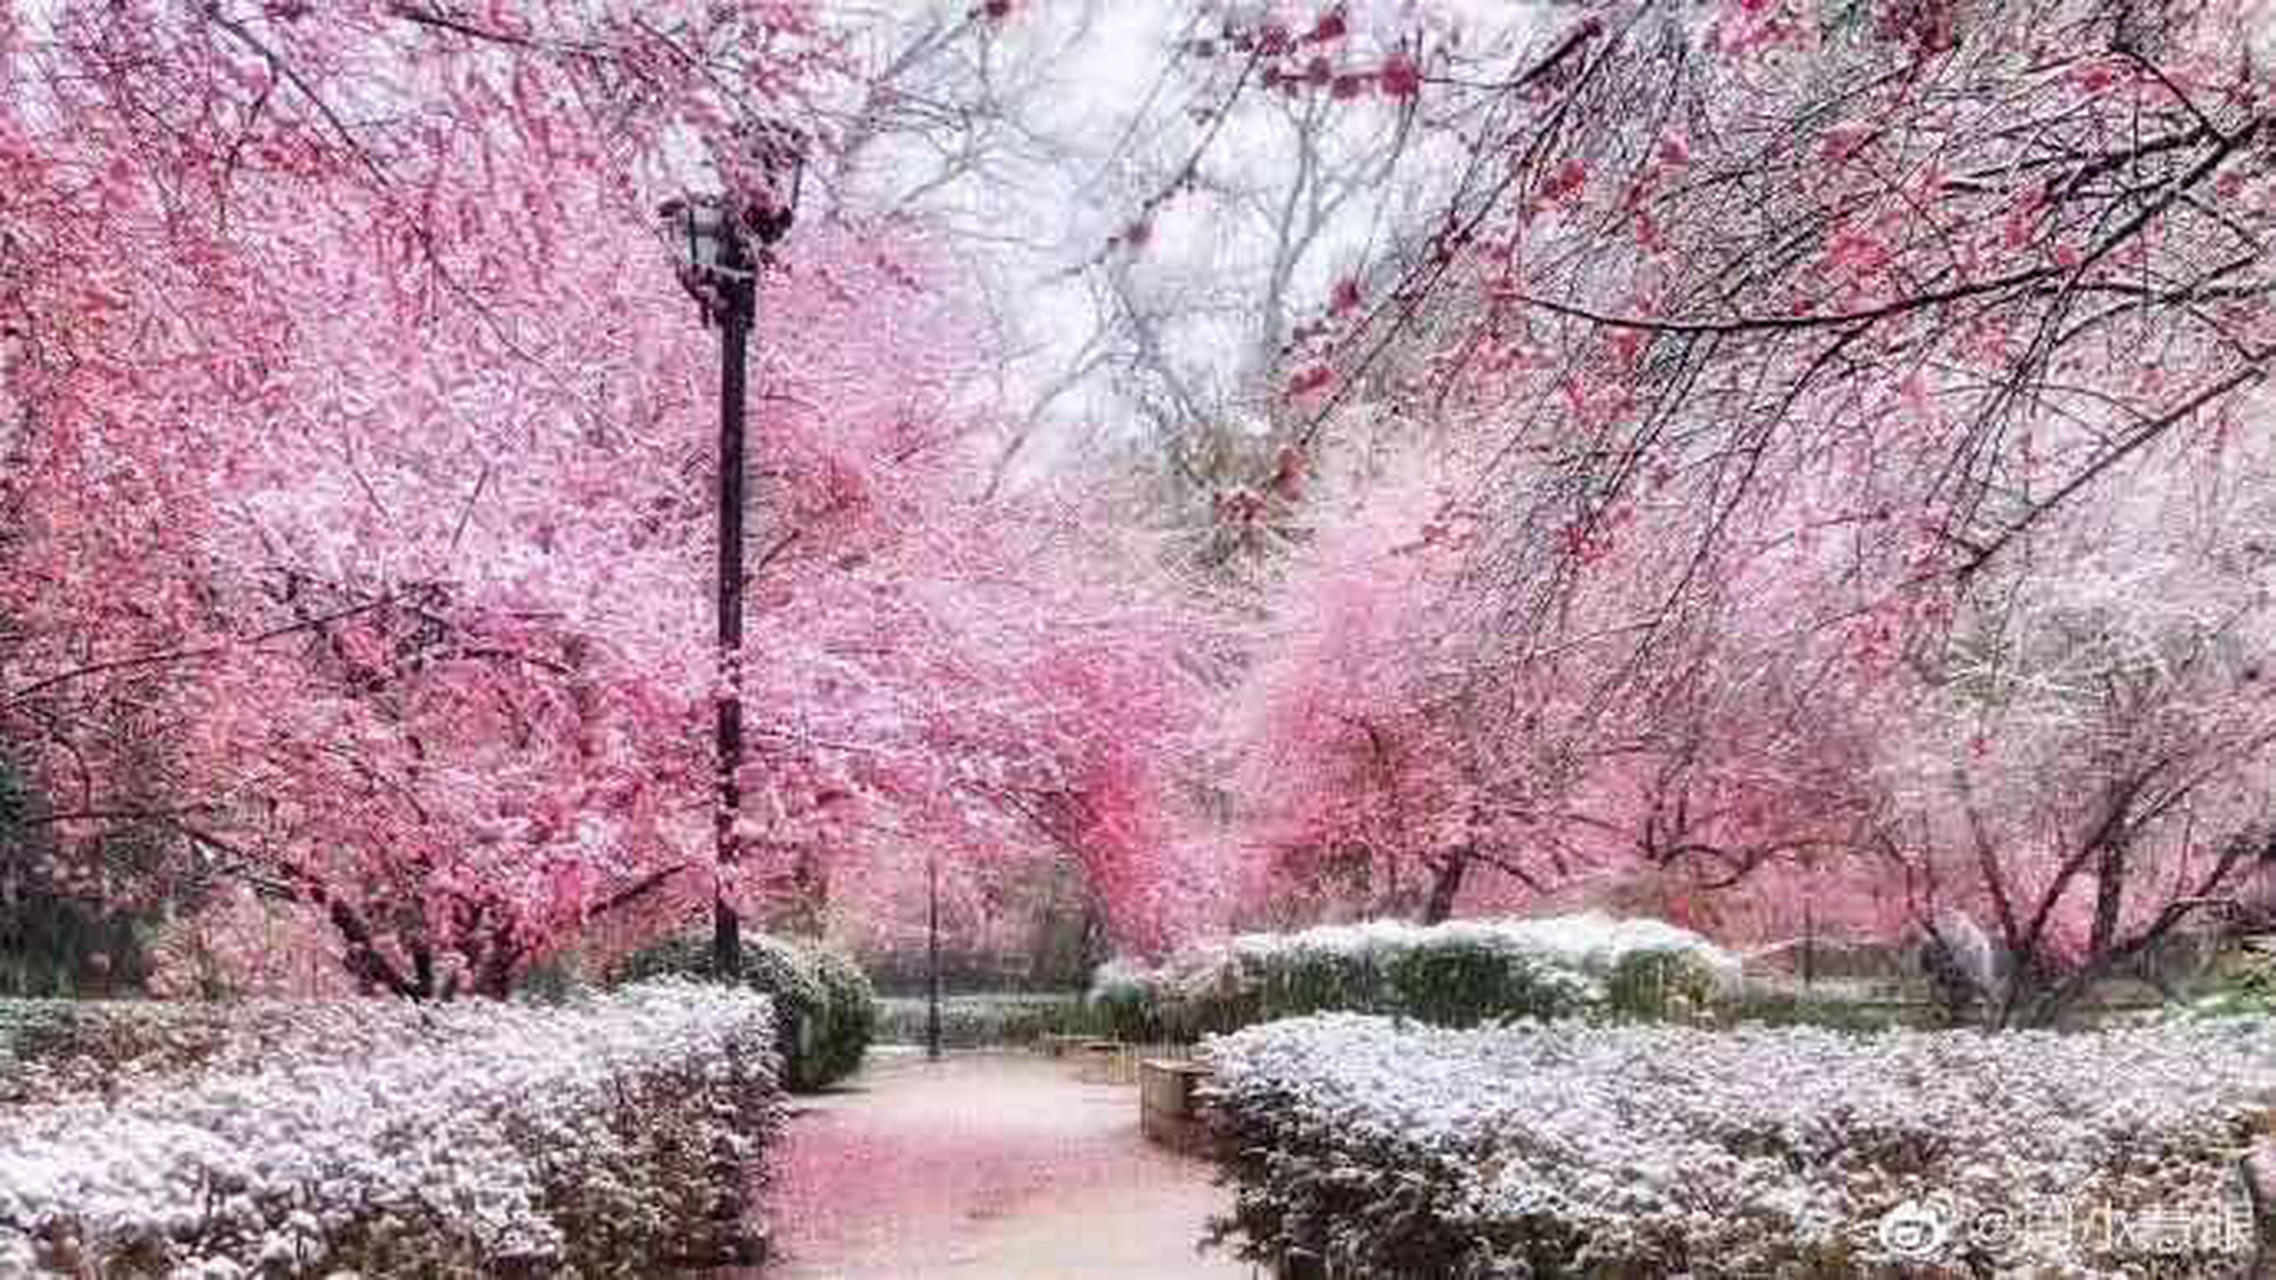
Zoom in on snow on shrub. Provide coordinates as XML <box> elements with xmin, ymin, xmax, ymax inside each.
<box><xmin>613</xmin><ymin>931</ymin><xmax>875</xmax><ymax>1090</ymax></box>
<box><xmin>0</xmin><ymin>997</ymin><xmax>505</xmax><ymax>1108</ymax></box>
<box><xmin>0</xmin><ymin>980</ymin><xmax>781</xmax><ymax>1276</ymax></box>
<box><xmin>1201</xmin><ymin>1014</ymin><xmax>2276</xmax><ymax>1278</ymax></box>
<box><xmin>1091</xmin><ymin>911</ymin><xmax>1736</xmax><ymax>1040</ymax></box>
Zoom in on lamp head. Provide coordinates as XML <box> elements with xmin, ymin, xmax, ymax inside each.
<box><xmin>737</xmin><ymin>120</ymin><xmax>806</xmax><ymax>248</ymax></box>
<box><xmin>657</xmin><ymin>193</ymin><xmax>750</xmax><ymax>321</ymax></box>
<box><xmin>658</xmin><ymin>120</ymin><xmax>806</xmax><ymax>320</ymax></box>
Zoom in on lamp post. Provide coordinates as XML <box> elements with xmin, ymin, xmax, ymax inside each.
<box><xmin>927</xmin><ymin>851</ymin><xmax>941</xmax><ymax>1060</ymax></box>
<box><xmin>660</xmin><ymin>130</ymin><xmax>803</xmax><ymax>981</ymax></box>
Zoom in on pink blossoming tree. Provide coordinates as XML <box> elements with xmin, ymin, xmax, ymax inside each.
<box><xmin>0</xmin><ymin>0</ymin><xmax>1206</xmax><ymax>996</ymax></box>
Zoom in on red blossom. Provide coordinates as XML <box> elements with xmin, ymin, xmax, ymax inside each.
<box><xmin>1288</xmin><ymin>363</ymin><xmax>1337</xmax><ymax>398</ymax></box>
<box><xmin>1378</xmin><ymin>53</ymin><xmax>1422</xmax><ymax>99</ymax></box>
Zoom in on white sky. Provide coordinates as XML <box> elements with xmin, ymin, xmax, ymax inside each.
<box><xmin>817</xmin><ymin>0</ymin><xmax>1555</xmax><ymax>471</ymax></box>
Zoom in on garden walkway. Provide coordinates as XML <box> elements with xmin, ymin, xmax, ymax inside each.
<box><xmin>750</xmin><ymin>1050</ymin><xmax>1257</xmax><ymax>1279</ymax></box>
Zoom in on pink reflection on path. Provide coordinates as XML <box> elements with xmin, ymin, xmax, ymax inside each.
<box><xmin>747</xmin><ymin>1050</ymin><xmax>1255</xmax><ymax>1279</ymax></box>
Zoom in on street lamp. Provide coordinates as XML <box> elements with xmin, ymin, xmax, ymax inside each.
<box><xmin>659</xmin><ymin>126</ymin><xmax>804</xmax><ymax>981</ymax></box>
<box><xmin>927</xmin><ymin>851</ymin><xmax>941</xmax><ymax>1061</ymax></box>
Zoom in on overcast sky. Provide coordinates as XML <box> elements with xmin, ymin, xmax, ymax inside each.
<box><xmin>816</xmin><ymin>0</ymin><xmax>1553</xmax><ymax>474</ymax></box>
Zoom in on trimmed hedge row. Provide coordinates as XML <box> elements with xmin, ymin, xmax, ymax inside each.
<box><xmin>2</xmin><ymin>1000</ymin><xmax>270</xmax><ymax>1106</ymax></box>
<box><xmin>874</xmin><ymin>993</ymin><xmax>1104</xmax><ymax>1048</ymax></box>
<box><xmin>0</xmin><ymin>980</ymin><xmax>781</xmax><ymax>1276</ymax></box>
<box><xmin>0</xmin><ymin>997</ymin><xmax>514</xmax><ymax>1108</ymax></box>
<box><xmin>1089</xmin><ymin>913</ymin><xmax>1733</xmax><ymax>1041</ymax></box>
<box><xmin>613</xmin><ymin>932</ymin><xmax>875</xmax><ymax>1090</ymax></box>
<box><xmin>1201</xmin><ymin>1014</ymin><xmax>2276</xmax><ymax>1278</ymax></box>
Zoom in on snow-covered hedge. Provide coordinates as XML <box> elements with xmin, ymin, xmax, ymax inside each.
<box><xmin>613</xmin><ymin>931</ymin><xmax>875</xmax><ymax>1090</ymax></box>
<box><xmin>0</xmin><ymin>980</ymin><xmax>781</xmax><ymax>1276</ymax></box>
<box><xmin>1202</xmin><ymin>1014</ymin><xmax>2276</xmax><ymax>1278</ymax></box>
<box><xmin>1091</xmin><ymin>912</ymin><xmax>1736</xmax><ymax>1041</ymax></box>
<box><xmin>0</xmin><ymin>997</ymin><xmax>502</xmax><ymax>1108</ymax></box>
<box><xmin>2</xmin><ymin>1000</ymin><xmax>247</xmax><ymax>1106</ymax></box>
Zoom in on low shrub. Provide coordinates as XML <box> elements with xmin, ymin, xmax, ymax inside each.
<box><xmin>804</xmin><ymin>947</ymin><xmax>877</xmax><ymax>1085</ymax></box>
<box><xmin>613</xmin><ymin>932</ymin><xmax>875</xmax><ymax>1090</ymax></box>
<box><xmin>1089</xmin><ymin>912</ymin><xmax>1734</xmax><ymax>1041</ymax></box>
<box><xmin>2186</xmin><ymin>944</ymin><xmax>2276</xmax><ymax>1020</ymax></box>
<box><xmin>1087</xmin><ymin>960</ymin><xmax>1167</xmax><ymax>1041</ymax></box>
<box><xmin>0</xmin><ymin>998</ymin><xmax>499</xmax><ymax>1108</ymax></box>
<box><xmin>1709</xmin><ymin>982</ymin><xmax>1931</xmax><ymax>1032</ymax></box>
<box><xmin>1</xmin><ymin>1000</ymin><xmax>242</xmax><ymax>1106</ymax></box>
<box><xmin>0</xmin><ymin>980</ymin><xmax>780</xmax><ymax>1276</ymax></box>
<box><xmin>1201</xmin><ymin>1013</ymin><xmax>2276</xmax><ymax>1278</ymax></box>
<box><xmin>1603</xmin><ymin>945</ymin><xmax>1726</xmax><ymax>1022</ymax></box>
<box><xmin>873</xmin><ymin>992</ymin><xmax>1104</xmax><ymax>1048</ymax></box>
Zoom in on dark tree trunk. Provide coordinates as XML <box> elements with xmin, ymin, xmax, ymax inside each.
<box><xmin>328</xmin><ymin>898</ymin><xmax>419</xmax><ymax>998</ymax></box>
<box><xmin>1419</xmin><ymin>852</ymin><xmax>1469</xmax><ymax>925</ymax></box>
